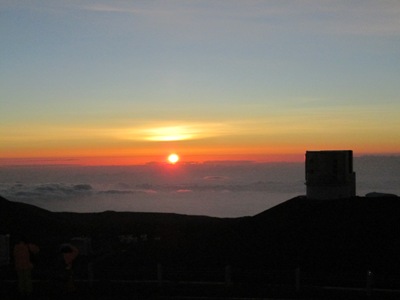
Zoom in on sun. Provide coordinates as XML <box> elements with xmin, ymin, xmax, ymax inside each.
<box><xmin>167</xmin><ymin>153</ymin><xmax>180</xmax><ymax>164</ymax></box>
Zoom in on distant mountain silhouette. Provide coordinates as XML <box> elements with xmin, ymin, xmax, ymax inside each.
<box><xmin>1</xmin><ymin>194</ymin><xmax>400</xmax><ymax>276</ymax></box>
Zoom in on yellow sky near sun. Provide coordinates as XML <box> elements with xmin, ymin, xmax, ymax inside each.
<box><xmin>1</xmin><ymin>103</ymin><xmax>399</xmax><ymax>165</ymax></box>
<box><xmin>1</xmin><ymin>113</ymin><xmax>398</xmax><ymax>164</ymax></box>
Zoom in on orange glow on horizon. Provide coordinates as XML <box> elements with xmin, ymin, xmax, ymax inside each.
<box><xmin>0</xmin><ymin>153</ymin><xmax>306</xmax><ymax>166</ymax></box>
<box><xmin>1</xmin><ymin>141</ymin><xmax>399</xmax><ymax>166</ymax></box>
<box><xmin>1</xmin><ymin>149</ymin><xmax>399</xmax><ymax>166</ymax></box>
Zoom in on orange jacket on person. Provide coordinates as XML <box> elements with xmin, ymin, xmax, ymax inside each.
<box><xmin>13</xmin><ymin>242</ymin><xmax>40</xmax><ymax>271</ymax></box>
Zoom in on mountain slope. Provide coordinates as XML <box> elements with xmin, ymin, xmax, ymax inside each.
<box><xmin>2</xmin><ymin>195</ymin><xmax>400</xmax><ymax>274</ymax></box>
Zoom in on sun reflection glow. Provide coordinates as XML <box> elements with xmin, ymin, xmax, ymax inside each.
<box><xmin>144</xmin><ymin>126</ymin><xmax>196</xmax><ymax>141</ymax></box>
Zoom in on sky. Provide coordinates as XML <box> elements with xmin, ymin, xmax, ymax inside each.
<box><xmin>1</xmin><ymin>0</ymin><xmax>400</xmax><ymax>165</ymax></box>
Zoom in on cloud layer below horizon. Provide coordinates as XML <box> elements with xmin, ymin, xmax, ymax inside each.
<box><xmin>1</xmin><ymin>157</ymin><xmax>398</xmax><ymax>217</ymax></box>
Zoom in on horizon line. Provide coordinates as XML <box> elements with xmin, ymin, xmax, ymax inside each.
<box><xmin>1</xmin><ymin>152</ymin><xmax>399</xmax><ymax>167</ymax></box>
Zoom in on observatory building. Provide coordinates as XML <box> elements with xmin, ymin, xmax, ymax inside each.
<box><xmin>305</xmin><ymin>150</ymin><xmax>356</xmax><ymax>200</ymax></box>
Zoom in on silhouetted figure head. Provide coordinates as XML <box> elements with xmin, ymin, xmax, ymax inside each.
<box><xmin>14</xmin><ymin>234</ymin><xmax>28</xmax><ymax>244</ymax></box>
<box><xmin>60</xmin><ymin>244</ymin><xmax>73</xmax><ymax>253</ymax></box>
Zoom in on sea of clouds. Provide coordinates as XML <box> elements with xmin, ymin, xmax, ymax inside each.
<box><xmin>0</xmin><ymin>156</ymin><xmax>399</xmax><ymax>217</ymax></box>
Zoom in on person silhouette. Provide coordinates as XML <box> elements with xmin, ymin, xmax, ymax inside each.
<box><xmin>60</xmin><ymin>244</ymin><xmax>79</xmax><ymax>293</ymax></box>
<box><xmin>13</xmin><ymin>236</ymin><xmax>40</xmax><ymax>297</ymax></box>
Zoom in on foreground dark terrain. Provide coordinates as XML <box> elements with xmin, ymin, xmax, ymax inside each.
<box><xmin>1</xmin><ymin>194</ymin><xmax>400</xmax><ymax>299</ymax></box>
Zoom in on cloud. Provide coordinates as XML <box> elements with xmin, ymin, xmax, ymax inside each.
<box><xmin>143</xmin><ymin>189</ymin><xmax>158</xmax><ymax>195</ymax></box>
<box><xmin>135</xmin><ymin>181</ymin><xmax>304</xmax><ymax>194</ymax></box>
<box><xmin>1</xmin><ymin>157</ymin><xmax>397</xmax><ymax>216</ymax></box>
<box><xmin>81</xmin><ymin>1</ymin><xmax>400</xmax><ymax>37</ymax></box>
<box><xmin>5</xmin><ymin>1</ymin><xmax>399</xmax><ymax>38</ymax></box>
<box><xmin>1</xmin><ymin>183</ymin><xmax>93</xmax><ymax>201</ymax></box>
<box><xmin>0</xmin><ymin>178</ymin><xmax>304</xmax><ymax>204</ymax></box>
<box><xmin>116</xmin><ymin>122</ymin><xmax>232</xmax><ymax>142</ymax></box>
<box><xmin>203</xmin><ymin>176</ymin><xmax>230</xmax><ymax>182</ymax></box>
<box><xmin>176</xmin><ymin>189</ymin><xmax>192</xmax><ymax>193</ymax></box>
<box><xmin>72</xmin><ymin>184</ymin><xmax>92</xmax><ymax>191</ymax></box>
<box><xmin>98</xmin><ymin>190</ymin><xmax>135</xmax><ymax>195</ymax></box>
<box><xmin>83</xmin><ymin>4</ymin><xmax>143</xmax><ymax>14</ymax></box>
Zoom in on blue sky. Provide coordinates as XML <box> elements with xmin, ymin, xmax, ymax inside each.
<box><xmin>1</xmin><ymin>0</ymin><xmax>399</xmax><ymax>164</ymax></box>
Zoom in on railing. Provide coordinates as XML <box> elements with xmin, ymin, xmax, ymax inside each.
<box><xmin>83</xmin><ymin>263</ymin><xmax>400</xmax><ymax>294</ymax></box>
<box><xmin>3</xmin><ymin>263</ymin><xmax>400</xmax><ymax>298</ymax></box>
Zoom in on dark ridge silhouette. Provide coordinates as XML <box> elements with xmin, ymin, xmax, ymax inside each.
<box><xmin>0</xmin><ymin>195</ymin><xmax>238</xmax><ymax>270</ymax></box>
<box><xmin>2</xmin><ymin>194</ymin><xmax>400</xmax><ymax>272</ymax></box>
<box><xmin>229</xmin><ymin>196</ymin><xmax>400</xmax><ymax>273</ymax></box>
<box><xmin>1</xmin><ymin>194</ymin><xmax>400</xmax><ymax>299</ymax></box>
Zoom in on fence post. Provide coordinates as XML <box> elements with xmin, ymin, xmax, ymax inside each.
<box><xmin>295</xmin><ymin>267</ymin><xmax>300</xmax><ymax>292</ymax></box>
<box><xmin>88</xmin><ymin>262</ymin><xmax>94</xmax><ymax>287</ymax></box>
<box><xmin>225</xmin><ymin>265</ymin><xmax>232</xmax><ymax>286</ymax></box>
<box><xmin>157</xmin><ymin>263</ymin><xmax>163</xmax><ymax>285</ymax></box>
<box><xmin>366</xmin><ymin>270</ymin><xmax>373</xmax><ymax>296</ymax></box>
